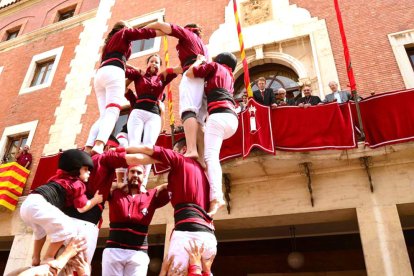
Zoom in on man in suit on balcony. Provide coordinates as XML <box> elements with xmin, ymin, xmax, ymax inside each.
<box><xmin>253</xmin><ymin>77</ymin><xmax>277</xmax><ymax>108</ymax></box>
<box><xmin>322</xmin><ymin>81</ymin><xmax>352</xmax><ymax>104</ymax></box>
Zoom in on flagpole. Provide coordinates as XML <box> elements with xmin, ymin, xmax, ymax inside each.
<box><xmin>163</xmin><ymin>35</ymin><xmax>176</xmax><ymax>147</ymax></box>
<box><xmin>334</xmin><ymin>0</ymin><xmax>365</xmax><ymax>139</ymax></box>
<box><xmin>232</xmin><ymin>0</ymin><xmax>253</xmax><ymax>98</ymax></box>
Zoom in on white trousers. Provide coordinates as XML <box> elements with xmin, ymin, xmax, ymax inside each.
<box><xmin>127</xmin><ymin>109</ymin><xmax>161</xmax><ymax>186</ymax></box>
<box><xmin>204</xmin><ymin>113</ymin><xmax>238</xmax><ymax>203</ymax></box>
<box><xmin>179</xmin><ymin>74</ymin><xmax>207</xmax><ymax>125</ymax></box>
<box><xmin>116</xmin><ymin>131</ymin><xmax>129</xmax><ymax>148</ymax></box>
<box><xmin>102</xmin><ymin>248</ymin><xmax>150</xmax><ymax>276</ymax></box>
<box><xmin>168</xmin><ymin>230</ymin><xmax>217</xmax><ymax>270</ymax></box>
<box><xmin>20</xmin><ymin>194</ymin><xmax>76</xmax><ymax>242</ymax></box>
<box><xmin>86</xmin><ymin>66</ymin><xmax>125</xmax><ymax>146</ymax></box>
<box><xmin>72</xmin><ymin>218</ymin><xmax>99</xmax><ymax>264</ymax></box>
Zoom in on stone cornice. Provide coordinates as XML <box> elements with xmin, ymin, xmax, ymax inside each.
<box><xmin>0</xmin><ymin>8</ymin><xmax>97</xmax><ymax>53</ymax></box>
<box><xmin>0</xmin><ymin>0</ymin><xmax>42</xmax><ymax>17</ymax></box>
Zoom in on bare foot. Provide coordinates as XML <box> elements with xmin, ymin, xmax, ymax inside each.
<box><xmin>207</xmin><ymin>199</ymin><xmax>224</xmax><ymax>217</ymax></box>
<box><xmin>184</xmin><ymin>151</ymin><xmax>199</xmax><ymax>160</ymax></box>
<box><xmin>91</xmin><ymin>144</ymin><xmax>104</xmax><ymax>155</ymax></box>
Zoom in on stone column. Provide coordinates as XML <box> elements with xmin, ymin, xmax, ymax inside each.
<box><xmin>357</xmin><ymin>205</ymin><xmax>413</xmax><ymax>276</ymax></box>
<box><xmin>4</xmin><ymin>233</ymin><xmax>34</xmax><ymax>275</ymax></box>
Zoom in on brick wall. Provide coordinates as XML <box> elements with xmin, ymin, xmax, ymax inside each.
<box><xmin>291</xmin><ymin>0</ymin><xmax>414</xmax><ymax>97</ymax></box>
<box><xmin>0</xmin><ymin>25</ymin><xmax>85</xmax><ymax>193</ymax></box>
<box><xmin>0</xmin><ymin>0</ymin><xmax>99</xmax><ymax>36</ymax></box>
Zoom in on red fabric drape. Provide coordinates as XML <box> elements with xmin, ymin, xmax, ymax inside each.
<box><xmin>334</xmin><ymin>0</ymin><xmax>356</xmax><ymax>92</ymax></box>
<box><xmin>241</xmin><ymin>100</ymin><xmax>275</xmax><ymax>157</ymax></box>
<box><xmin>272</xmin><ymin>102</ymin><xmax>357</xmax><ymax>151</ymax></box>
<box><xmin>358</xmin><ymin>89</ymin><xmax>414</xmax><ymax>148</ymax></box>
<box><xmin>30</xmin><ymin>153</ymin><xmax>61</xmax><ymax>190</ymax></box>
<box><xmin>219</xmin><ymin>117</ymin><xmax>243</xmax><ymax>162</ymax></box>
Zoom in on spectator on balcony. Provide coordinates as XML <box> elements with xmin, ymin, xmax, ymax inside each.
<box><xmin>296</xmin><ymin>85</ymin><xmax>321</xmax><ymax>108</ymax></box>
<box><xmin>253</xmin><ymin>77</ymin><xmax>277</xmax><ymax>108</ymax></box>
<box><xmin>275</xmin><ymin>88</ymin><xmax>295</xmax><ymax>106</ymax></box>
<box><xmin>239</xmin><ymin>94</ymin><xmax>248</xmax><ymax>112</ymax></box>
<box><xmin>322</xmin><ymin>81</ymin><xmax>352</xmax><ymax>104</ymax></box>
<box><xmin>15</xmin><ymin>145</ymin><xmax>32</xmax><ymax>169</ymax></box>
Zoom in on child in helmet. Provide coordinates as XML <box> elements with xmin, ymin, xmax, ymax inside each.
<box><xmin>20</xmin><ymin>149</ymin><xmax>103</xmax><ymax>266</ymax></box>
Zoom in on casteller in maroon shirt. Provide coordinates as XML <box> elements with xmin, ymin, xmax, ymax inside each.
<box><xmin>106</xmin><ymin>188</ymin><xmax>170</xmax><ymax>251</ymax></box>
<box><xmin>125</xmin><ymin>67</ymin><xmax>177</xmax><ymax>115</ymax></box>
<box><xmin>48</xmin><ymin>170</ymin><xmax>88</xmax><ymax>209</ymax></box>
<box><xmin>102</xmin><ymin>27</ymin><xmax>157</xmax><ymax>62</ymax></box>
<box><xmin>169</xmin><ymin>24</ymin><xmax>209</xmax><ymax>71</ymax></box>
<box><xmin>192</xmin><ymin>61</ymin><xmax>236</xmax><ymax>116</ymax></box>
<box><xmin>151</xmin><ymin>146</ymin><xmax>209</xmax><ymax>210</ymax></box>
<box><xmin>192</xmin><ymin>62</ymin><xmax>235</xmax><ymax>97</ymax></box>
<box><xmin>64</xmin><ymin>149</ymin><xmax>128</xmax><ymax>225</ymax></box>
<box><xmin>151</xmin><ymin>146</ymin><xmax>214</xmax><ymax>233</ymax></box>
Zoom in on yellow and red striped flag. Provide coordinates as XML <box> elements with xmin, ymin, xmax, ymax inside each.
<box><xmin>233</xmin><ymin>0</ymin><xmax>253</xmax><ymax>97</ymax></box>
<box><xmin>163</xmin><ymin>36</ymin><xmax>175</xmax><ymax>127</ymax></box>
<box><xmin>0</xmin><ymin>162</ymin><xmax>29</xmax><ymax>211</ymax></box>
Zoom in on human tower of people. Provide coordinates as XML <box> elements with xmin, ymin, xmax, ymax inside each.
<box><xmin>17</xmin><ymin>20</ymin><xmax>239</xmax><ymax>276</ymax></box>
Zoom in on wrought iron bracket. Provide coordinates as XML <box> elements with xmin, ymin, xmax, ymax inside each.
<box><xmin>299</xmin><ymin>162</ymin><xmax>314</xmax><ymax>207</ymax></box>
<box><xmin>223</xmin><ymin>173</ymin><xmax>231</xmax><ymax>214</ymax></box>
<box><xmin>360</xmin><ymin>156</ymin><xmax>374</xmax><ymax>192</ymax></box>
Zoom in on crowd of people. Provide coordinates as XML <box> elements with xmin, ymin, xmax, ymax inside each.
<box><xmin>248</xmin><ymin>79</ymin><xmax>355</xmax><ymax>110</ymax></box>
<box><xmin>14</xmin><ymin>18</ymin><xmax>357</xmax><ymax>276</ymax></box>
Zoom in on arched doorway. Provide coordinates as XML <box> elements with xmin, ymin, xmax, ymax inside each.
<box><xmin>234</xmin><ymin>63</ymin><xmax>301</xmax><ymax>101</ymax></box>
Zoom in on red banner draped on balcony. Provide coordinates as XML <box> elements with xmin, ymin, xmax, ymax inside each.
<box><xmin>241</xmin><ymin>100</ymin><xmax>275</xmax><ymax>157</ymax></box>
<box><xmin>272</xmin><ymin>102</ymin><xmax>357</xmax><ymax>151</ymax></box>
<box><xmin>30</xmin><ymin>153</ymin><xmax>60</xmax><ymax>190</ymax></box>
<box><xmin>358</xmin><ymin>89</ymin><xmax>414</xmax><ymax>148</ymax></box>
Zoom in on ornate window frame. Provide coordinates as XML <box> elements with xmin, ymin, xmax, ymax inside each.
<box><xmin>388</xmin><ymin>29</ymin><xmax>414</xmax><ymax>88</ymax></box>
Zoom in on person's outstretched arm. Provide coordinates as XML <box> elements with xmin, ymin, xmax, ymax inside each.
<box><xmin>124</xmin><ymin>145</ymin><xmax>160</xmax><ymax>166</ymax></box>
<box><xmin>145</xmin><ymin>22</ymin><xmax>172</xmax><ymax>35</ymax></box>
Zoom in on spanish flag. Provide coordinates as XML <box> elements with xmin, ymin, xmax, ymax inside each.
<box><xmin>0</xmin><ymin>162</ymin><xmax>29</xmax><ymax>211</ymax></box>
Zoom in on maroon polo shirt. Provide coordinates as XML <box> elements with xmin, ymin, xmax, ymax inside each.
<box><xmin>151</xmin><ymin>146</ymin><xmax>210</xmax><ymax>211</ymax></box>
<box><xmin>169</xmin><ymin>24</ymin><xmax>209</xmax><ymax>70</ymax></box>
<box><xmin>102</xmin><ymin>27</ymin><xmax>156</xmax><ymax>60</ymax></box>
<box><xmin>125</xmin><ymin>67</ymin><xmax>177</xmax><ymax>100</ymax></box>
<box><xmin>124</xmin><ymin>89</ymin><xmax>137</xmax><ymax>110</ymax></box>
<box><xmin>88</xmin><ymin>150</ymin><xmax>128</xmax><ymax>202</ymax></box>
<box><xmin>192</xmin><ymin>62</ymin><xmax>234</xmax><ymax>96</ymax></box>
<box><xmin>16</xmin><ymin>152</ymin><xmax>32</xmax><ymax>168</ymax></box>
<box><xmin>48</xmin><ymin>171</ymin><xmax>88</xmax><ymax>209</ymax></box>
<box><xmin>109</xmin><ymin>188</ymin><xmax>170</xmax><ymax>225</ymax></box>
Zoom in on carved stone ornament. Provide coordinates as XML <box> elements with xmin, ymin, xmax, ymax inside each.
<box><xmin>241</xmin><ymin>0</ymin><xmax>273</xmax><ymax>27</ymax></box>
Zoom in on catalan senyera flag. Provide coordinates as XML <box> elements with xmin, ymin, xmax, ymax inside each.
<box><xmin>163</xmin><ymin>36</ymin><xmax>175</xmax><ymax>126</ymax></box>
<box><xmin>233</xmin><ymin>0</ymin><xmax>253</xmax><ymax>97</ymax></box>
<box><xmin>0</xmin><ymin>162</ymin><xmax>29</xmax><ymax>211</ymax></box>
